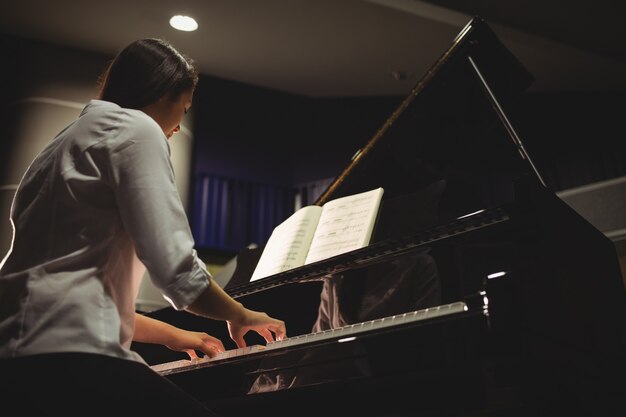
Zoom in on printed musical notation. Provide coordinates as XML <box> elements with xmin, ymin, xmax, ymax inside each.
<box><xmin>250</xmin><ymin>188</ymin><xmax>384</xmax><ymax>281</ymax></box>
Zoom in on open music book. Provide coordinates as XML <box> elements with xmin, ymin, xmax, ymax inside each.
<box><xmin>250</xmin><ymin>187</ymin><xmax>384</xmax><ymax>281</ymax></box>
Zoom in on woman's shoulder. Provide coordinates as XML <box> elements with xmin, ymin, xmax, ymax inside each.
<box><xmin>81</xmin><ymin>100</ymin><xmax>166</xmax><ymax>146</ymax></box>
<box><xmin>85</xmin><ymin>100</ymin><xmax>160</xmax><ymax>128</ymax></box>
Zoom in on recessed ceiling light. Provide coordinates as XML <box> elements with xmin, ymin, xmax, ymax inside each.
<box><xmin>169</xmin><ymin>15</ymin><xmax>198</xmax><ymax>32</ymax></box>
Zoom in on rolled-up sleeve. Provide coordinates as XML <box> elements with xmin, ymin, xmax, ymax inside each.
<box><xmin>106</xmin><ymin>113</ymin><xmax>209</xmax><ymax>310</ymax></box>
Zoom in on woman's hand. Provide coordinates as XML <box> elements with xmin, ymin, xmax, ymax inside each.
<box><xmin>226</xmin><ymin>308</ymin><xmax>287</xmax><ymax>348</ymax></box>
<box><xmin>134</xmin><ymin>313</ymin><xmax>225</xmax><ymax>359</ymax></box>
<box><xmin>164</xmin><ymin>327</ymin><xmax>226</xmax><ymax>359</ymax></box>
<box><xmin>186</xmin><ymin>279</ymin><xmax>288</xmax><ymax>349</ymax></box>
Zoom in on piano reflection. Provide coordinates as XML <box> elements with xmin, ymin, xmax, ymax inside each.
<box><xmin>137</xmin><ymin>16</ymin><xmax>626</xmax><ymax>416</ymax></box>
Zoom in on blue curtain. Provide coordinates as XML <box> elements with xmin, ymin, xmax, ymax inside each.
<box><xmin>192</xmin><ymin>174</ymin><xmax>296</xmax><ymax>252</ymax></box>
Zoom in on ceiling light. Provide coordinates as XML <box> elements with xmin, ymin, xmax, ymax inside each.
<box><xmin>169</xmin><ymin>15</ymin><xmax>198</xmax><ymax>32</ymax></box>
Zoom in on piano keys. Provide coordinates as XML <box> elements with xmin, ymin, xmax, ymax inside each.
<box><xmin>151</xmin><ymin>300</ymin><xmax>469</xmax><ymax>376</ymax></box>
<box><xmin>142</xmin><ymin>16</ymin><xmax>626</xmax><ymax>416</ymax></box>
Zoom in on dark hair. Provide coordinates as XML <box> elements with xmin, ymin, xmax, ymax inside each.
<box><xmin>97</xmin><ymin>38</ymin><xmax>199</xmax><ymax>109</ymax></box>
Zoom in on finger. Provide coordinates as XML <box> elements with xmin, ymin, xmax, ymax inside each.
<box><xmin>185</xmin><ymin>349</ymin><xmax>198</xmax><ymax>360</ymax></box>
<box><xmin>232</xmin><ymin>334</ymin><xmax>247</xmax><ymax>349</ymax></box>
<box><xmin>270</xmin><ymin>324</ymin><xmax>287</xmax><ymax>341</ymax></box>
<box><xmin>208</xmin><ymin>339</ymin><xmax>225</xmax><ymax>353</ymax></box>
<box><xmin>199</xmin><ymin>345</ymin><xmax>216</xmax><ymax>358</ymax></box>
<box><xmin>200</xmin><ymin>342</ymin><xmax>224</xmax><ymax>358</ymax></box>
<box><xmin>199</xmin><ymin>335</ymin><xmax>225</xmax><ymax>354</ymax></box>
<box><xmin>258</xmin><ymin>328</ymin><xmax>274</xmax><ymax>344</ymax></box>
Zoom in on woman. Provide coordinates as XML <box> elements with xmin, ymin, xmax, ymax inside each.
<box><xmin>0</xmin><ymin>38</ymin><xmax>286</xmax><ymax>416</ymax></box>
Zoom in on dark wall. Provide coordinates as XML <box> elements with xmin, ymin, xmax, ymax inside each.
<box><xmin>191</xmin><ymin>75</ymin><xmax>401</xmax><ymax>187</ymax></box>
<box><xmin>513</xmin><ymin>91</ymin><xmax>626</xmax><ymax>191</ymax></box>
<box><xmin>192</xmin><ymin>75</ymin><xmax>308</xmax><ymax>185</ymax></box>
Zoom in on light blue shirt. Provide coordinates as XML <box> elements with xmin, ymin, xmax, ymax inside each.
<box><xmin>0</xmin><ymin>100</ymin><xmax>210</xmax><ymax>363</ymax></box>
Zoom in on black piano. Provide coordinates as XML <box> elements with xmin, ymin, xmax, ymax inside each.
<box><xmin>138</xmin><ymin>17</ymin><xmax>626</xmax><ymax>416</ymax></box>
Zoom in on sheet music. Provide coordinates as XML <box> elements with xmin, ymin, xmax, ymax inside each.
<box><xmin>304</xmin><ymin>187</ymin><xmax>383</xmax><ymax>264</ymax></box>
<box><xmin>250</xmin><ymin>187</ymin><xmax>383</xmax><ymax>281</ymax></box>
<box><xmin>250</xmin><ymin>206</ymin><xmax>322</xmax><ymax>281</ymax></box>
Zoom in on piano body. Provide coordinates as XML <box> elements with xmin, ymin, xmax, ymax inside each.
<box><xmin>141</xmin><ymin>17</ymin><xmax>626</xmax><ymax>416</ymax></box>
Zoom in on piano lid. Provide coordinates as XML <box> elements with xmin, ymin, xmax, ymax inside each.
<box><xmin>316</xmin><ymin>16</ymin><xmax>538</xmax><ymax>236</ymax></box>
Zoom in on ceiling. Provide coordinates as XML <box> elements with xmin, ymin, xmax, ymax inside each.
<box><xmin>1</xmin><ymin>0</ymin><xmax>625</xmax><ymax>97</ymax></box>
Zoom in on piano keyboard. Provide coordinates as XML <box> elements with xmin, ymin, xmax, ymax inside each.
<box><xmin>151</xmin><ymin>300</ymin><xmax>468</xmax><ymax>376</ymax></box>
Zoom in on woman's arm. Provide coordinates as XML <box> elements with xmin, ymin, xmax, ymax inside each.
<box><xmin>134</xmin><ymin>312</ymin><xmax>225</xmax><ymax>359</ymax></box>
<box><xmin>185</xmin><ymin>279</ymin><xmax>287</xmax><ymax>348</ymax></box>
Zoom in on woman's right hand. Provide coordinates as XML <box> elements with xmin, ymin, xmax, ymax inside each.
<box><xmin>226</xmin><ymin>308</ymin><xmax>287</xmax><ymax>348</ymax></box>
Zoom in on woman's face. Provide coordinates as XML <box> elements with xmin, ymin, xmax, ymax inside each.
<box><xmin>141</xmin><ymin>89</ymin><xmax>193</xmax><ymax>139</ymax></box>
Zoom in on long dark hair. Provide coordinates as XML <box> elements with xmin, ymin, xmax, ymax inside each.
<box><xmin>97</xmin><ymin>38</ymin><xmax>199</xmax><ymax>109</ymax></box>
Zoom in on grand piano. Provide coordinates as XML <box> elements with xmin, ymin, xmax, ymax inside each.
<box><xmin>138</xmin><ymin>17</ymin><xmax>626</xmax><ymax>416</ymax></box>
